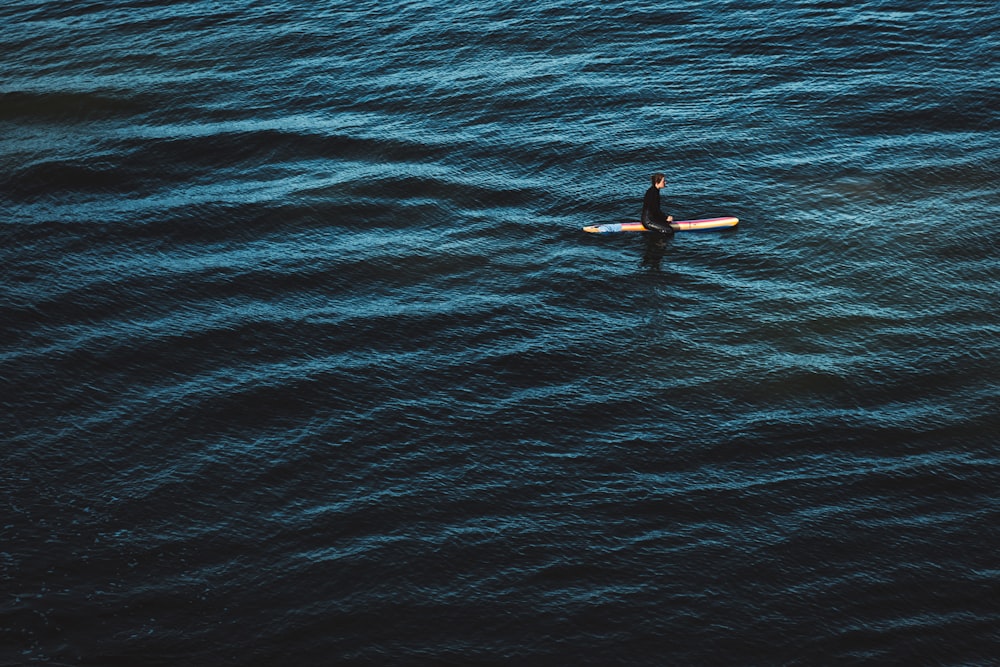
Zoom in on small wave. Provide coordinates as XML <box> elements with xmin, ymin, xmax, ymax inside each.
<box><xmin>0</xmin><ymin>89</ymin><xmax>159</xmax><ymax>123</ymax></box>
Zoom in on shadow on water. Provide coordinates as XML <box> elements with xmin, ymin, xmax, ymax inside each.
<box><xmin>639</xmin><ymin>231</ymin><xmax>674</xmax><ymax>271</ymax></box>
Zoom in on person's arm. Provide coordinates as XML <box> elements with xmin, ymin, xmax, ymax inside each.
<box><xmin>644</xmin><ymin>188</ymin><xmax>665</xmax><ymax>224</ymax></box>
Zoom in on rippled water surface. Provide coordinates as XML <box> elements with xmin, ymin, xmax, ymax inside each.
<box><xmin>2</xmin><ymin>1</ymin><xmax>999</xmax><ymax>664</ymax></box>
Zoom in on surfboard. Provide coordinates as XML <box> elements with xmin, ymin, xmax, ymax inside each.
<box><xmin>583</xmin><ymin>216</ymin><xmax>739</xmax><ymax>233</ymax></box>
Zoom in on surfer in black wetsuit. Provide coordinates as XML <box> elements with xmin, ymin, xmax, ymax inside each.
<box><xmin>641</xmin><ymin>172</ymin><xmax>674</xmax><ymax>237</ymax></box>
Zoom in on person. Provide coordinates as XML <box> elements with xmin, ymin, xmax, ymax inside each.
<box><xmin>640</xmin><ymin>172</ymin><xmax>674</xmax><ymax>236</ymax></box>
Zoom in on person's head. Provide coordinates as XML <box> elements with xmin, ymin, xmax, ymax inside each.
<box><xmin>651</xmin><ymin>173</ymin><xmax>665</xmax><ymax>188</ymax></box>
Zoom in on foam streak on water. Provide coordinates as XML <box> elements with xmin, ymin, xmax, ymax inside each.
<box><xmin>2</xmin><ymin>0</ymin><xmax>999</xmax><ymax>664</ymax></box>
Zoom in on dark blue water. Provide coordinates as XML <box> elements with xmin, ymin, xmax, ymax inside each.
<box><xmin>3</xmin><ymin>1</ymin><xmax>999</xmax><ymax>664</ymax></box>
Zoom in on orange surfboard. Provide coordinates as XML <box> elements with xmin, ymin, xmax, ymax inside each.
<box><xmin>583</xmin><ymin>216</ymin><xmax>738</xmax><ymax>233</ymax></box>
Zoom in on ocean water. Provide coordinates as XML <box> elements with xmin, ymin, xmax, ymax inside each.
<box><xmin>2</xmin><ymin>0</ymin><xmax>999</xmax><ymax>664</ymax></box>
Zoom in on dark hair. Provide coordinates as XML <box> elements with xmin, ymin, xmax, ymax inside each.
<box><xmin>651</xmin><ymin>173</ymin><xmax>665</xmax><ymax>186</ymax></box>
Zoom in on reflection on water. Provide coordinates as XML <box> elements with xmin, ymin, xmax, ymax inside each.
<box><xmin>640</xmin><ymin>231</ymin><xmax>673</xmax><ymax>271</ymax></box>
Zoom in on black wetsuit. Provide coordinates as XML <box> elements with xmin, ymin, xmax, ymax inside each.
<box><xmin>641</xmin><ymin>185</ymin><xmax>673</xmax><ymax>235</ymax></box>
